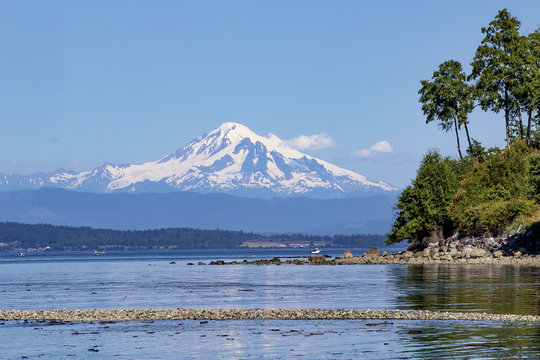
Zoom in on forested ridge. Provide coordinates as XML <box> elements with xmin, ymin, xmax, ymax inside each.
<box><xmin>0</xmin><ymin>222</ymin><xmax>385</xmax><ymax>251</ymax></box>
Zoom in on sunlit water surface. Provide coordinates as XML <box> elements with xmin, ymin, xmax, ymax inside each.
<box><xmin>1</xmin><ymin>249</ymin><xmax>539</xmax><ymax>359</ymax></box>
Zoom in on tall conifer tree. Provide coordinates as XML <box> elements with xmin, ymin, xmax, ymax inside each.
<box><xmin>469</xmin><ymin>9</ymin><xmax>523</xmax><ymax>147</ymax></box>
<box><xmin>419</xmin><ymin>60</ymin><xmax>475</xmax><ymax>159</ymax></box>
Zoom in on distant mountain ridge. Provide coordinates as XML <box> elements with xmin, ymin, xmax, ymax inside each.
<box><xmin>0</xmin><ymin>188</ymin><xmax>396</xmax><ymax>235</ymax></box>
<box><xmin>0</xmin><ymin>122</ymin><xmax>395</xmax><ymax>197</ymax></box>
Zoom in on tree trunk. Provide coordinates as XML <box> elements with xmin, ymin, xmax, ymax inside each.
<box><xmin>453</xmin><ymin>118</ymin><xmax>463</xmax><ymax>159</ymax></box>
<box><xmin>526</xmin><ymin>109</ymin><xmax>532</xmax><ymax>146</ymax></box>
<box><xmin>463</xmin><ymin>122</ymin><xmax>473</xmax><ymax>155</ymax></box>
<box><xmin>505</xmin><ymin>88</ymin><xmax>510</xmax><ymax>147</ymax></box>
<box><xmin>517</xmin><ymin>100</ymin><xmax>524</xmax><ymax>139</ymax></box>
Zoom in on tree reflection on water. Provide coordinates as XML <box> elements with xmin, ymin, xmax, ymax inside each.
<box><xmin>389</xmin><ymin>264</ymin><xmax>540</xmax><ymax>359</ymax></box>
<box><xmin>390</xmin><ymin>264</ymin><xmax>540</xmax><ymax>316</ymax></box>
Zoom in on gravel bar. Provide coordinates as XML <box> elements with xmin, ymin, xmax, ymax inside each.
<box><xmin>1</xmin><ymin>309</ymin><xmax>538</xmax><ymax>322</ymax></box>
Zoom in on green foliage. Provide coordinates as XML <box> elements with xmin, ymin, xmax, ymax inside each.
<box><xmin>529</xmin><ymin>153</ymin><xmax>540</xmax><ymax>200</ymax></box>
<box><xmin>419</xmin><ymin>60</ymin><xmax>475</xmax><ymax>130</ymax></box>
<box><xmin>469</xmin><ymin>9</ymin><xmax>522</xmax><ymax>114</ymax></box>
<box><xmin>452</xmin><ymin>199</ymin><xmax>535</xmax><ymax>237</ymax></box>
<box><xmin>469</xmin><ymin>9</ymin><xmax>540</xmax><ymax>146</ymax></box>
<box><xmin>419</xmin><ymin>60</ymin><xmax>475</xmax><ymax>158</ymax></box>
<box><xmin>386</xmin><ymin>150</ymin><xmax>458</xmax><ymax>244</ymax></box>
<box><xmin>465</xmin><ymin>139</ymin><xmax>487</xmax><ymax>162</ymax></box>
<box><xmin>449</xmin><ymin>141</ymin><xmax>539</xmax><ymax>235</ymax></box>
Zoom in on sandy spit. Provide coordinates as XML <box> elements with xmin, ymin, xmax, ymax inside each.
<box><xmin>0</xmin><ymin>309</ymin><xmax>538</xmax><ymax>322</ymax></box>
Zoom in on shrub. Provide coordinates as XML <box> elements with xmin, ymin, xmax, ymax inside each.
<box><xmin>449</xmin><ymin>141</ymin><xmax>538</xmax><ymax>235</ymax></box>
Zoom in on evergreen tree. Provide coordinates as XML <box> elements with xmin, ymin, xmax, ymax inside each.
<box><xmin>469</xmin><ymin>9</ymin><xmax>523</xmax><ymax>147</ymax></box>
<box><xmin>386</xmin><ymin>150</ymin><xmax>458</xmax><ymax>244</ymax></box>
<box><xmin>521</xmin><ymin>29</ymin><xmax>540</xmax><ymax>146</ymax></box>
<box><xmin>419</xmin><ymin>60</ymin><xmax>475</xmax><ymax>159</ymax></box>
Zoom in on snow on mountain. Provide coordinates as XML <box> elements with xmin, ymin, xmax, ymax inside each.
<box><xmin>0</xmin><ymin>122</ymin><xmax>396</xmax><ymax>197</ymax></box>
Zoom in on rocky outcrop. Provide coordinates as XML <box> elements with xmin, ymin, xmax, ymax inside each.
<box><xmin>409</xmin><ymin>229</ymin><xmax>539</xmax><ymax>257</ymax></box>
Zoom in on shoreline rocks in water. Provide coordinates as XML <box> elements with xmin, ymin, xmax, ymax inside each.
<box><xmin>0</xmin><ymin>309</ymin><xmax>538</xmax><ymax>322</ymax></box>
<box><xmin>206</xmin><ymin>230</ymin><xmax>540</xmax><ymax>266</ymax></box>
<box><xmin>206</xmin><ymin>249</ymin><xmax>540</xmax><ymax>266</ymax></box>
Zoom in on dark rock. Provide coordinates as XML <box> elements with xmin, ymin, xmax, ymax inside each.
<box><xmin>308</xmin><ymin>255</ymin><xmax>327</xmax><ymax>264</ymax></box>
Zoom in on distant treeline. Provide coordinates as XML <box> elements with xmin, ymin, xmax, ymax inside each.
<box><xmin>0</xmin><ymin>222</ymin><xmax>385</xmax><ymax>251</ymax></box>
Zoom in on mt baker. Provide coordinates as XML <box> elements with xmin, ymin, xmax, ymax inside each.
<box><xmin>0</xmin><ymin>123</ymin><xmax>395</xmax><ymax>197</ymax></box>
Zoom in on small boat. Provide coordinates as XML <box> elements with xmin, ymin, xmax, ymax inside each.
<box><xmin>16</xmin><ymin>253</ymin><xmax>25</xmax><ymax>257</ymax></box>
<box><xmin>93</xmin><ymin>251</ymin><xmax>104</xmax><ymax>256</ymax></box>
<box><xmin>310</xmin><ymin>248</ymin><xmax>320</xmax><ymax>254</ymax></box>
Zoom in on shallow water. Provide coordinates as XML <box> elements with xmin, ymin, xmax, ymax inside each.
<box><xmin>2</xmin><ymin>319</ymin><xmax>539</xmax><ymax>359</ymax></box>
<box><xmin>1</xmin><ymin>249</ymin><xmax>539</xmax><ymax>359</ymax></box>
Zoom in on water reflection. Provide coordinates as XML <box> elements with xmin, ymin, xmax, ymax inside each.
<box><xmin>391</xmin><ymin>264</ymin><xmax>540</xmax><ymax>315</ymax></box>
<box><xmin>397</xmin><ymin>321</ymin><xmax>540</xmax><ymax>359</ymax></box>
<box><xmin>1</xmin><ymin>319</ymin><xmax>538</xmax><ymax>359</ymax></box>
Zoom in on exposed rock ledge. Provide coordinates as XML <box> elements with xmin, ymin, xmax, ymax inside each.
<box><xmin>0</xmin><ymin>309</ymin><xmax>538</xmax><ymax>322</ymax></box>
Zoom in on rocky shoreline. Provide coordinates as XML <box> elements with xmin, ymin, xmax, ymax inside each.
<box><xmin>205</xmin><ymin>251</ymin><xmax>540</xmax><ymax>266</ymax></box>
<box><xmin>203</xmin><ymin>229</ymin><xmax>540</xmax><ymax>266</ymax></box>
<box><xmin>1</xmin><ymin>309</ymin><xmax>538</xmax><ymax>322</ymax></box>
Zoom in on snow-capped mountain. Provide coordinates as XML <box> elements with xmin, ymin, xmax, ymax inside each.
<box><xmin>0</xmin><ymin>122</ymin><xmax>395</xmax><ymax>197</ymax></box>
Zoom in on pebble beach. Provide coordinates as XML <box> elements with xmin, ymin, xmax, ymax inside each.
<box><xmin>2</xmin><ymin>308</ymin><xmax>539</xmax><ymax>322</ymax></box>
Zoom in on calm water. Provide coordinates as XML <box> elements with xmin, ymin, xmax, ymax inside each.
<box><xmin>1</xmin><ymin>249</ymin><xmax>539</xmax><ymax>359</ymax></box>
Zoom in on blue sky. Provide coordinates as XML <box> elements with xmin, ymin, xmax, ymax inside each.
<box><xmin>1</xmin><ymin>0</ymin><xmax>539</xmax><ymax>188</ymax></box>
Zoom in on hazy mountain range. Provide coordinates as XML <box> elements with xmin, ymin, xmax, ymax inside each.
<box><xmin>0</xmin><ymin>188</ymin><xmax>396</xmax><ymax>235</ymax></box>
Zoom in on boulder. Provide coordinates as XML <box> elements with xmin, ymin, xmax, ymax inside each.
<box><xmin>470</xmin><ymin>247</ymin><xmax>487</xmax><ymax>258</ymax></box>
<box><xmin>493</xmin><ymin>250</ymin><xmax>503</xmax><ymax>258</ymax></box>
<box><xmin>308</xmin><ymin>255</ymin><xmax>327</xmax><ymax>264</ymax></box>
<box><xmin>342</xmin><ymin>250</ymin><xmax>353</xmax><ymax>259</ymax></box>
<box><xmin>362</xmin><ymin>248</ymin><xmax>380</xmax><ymax>258</ymax></box>
<box><xmin>462</xmin><ymin>246</ymin><xmax>486</xmax><ymax>259</ymax></box>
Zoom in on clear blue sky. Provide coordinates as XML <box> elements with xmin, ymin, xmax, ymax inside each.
<box><xmin>1</xmin><ymin>0</ymin><xmax>539</xmax><ymax>188</ymax></box>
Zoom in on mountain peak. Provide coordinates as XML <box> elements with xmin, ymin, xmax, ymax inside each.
<box><xmin>216</xmin><ymin>122</ymin><xmax>249</xmax><ymax>132</ymax></box>
<box><xmin>0</xmin><ymin>122</ymin><xmax>396</xmax><ymax>197</ymax></box>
